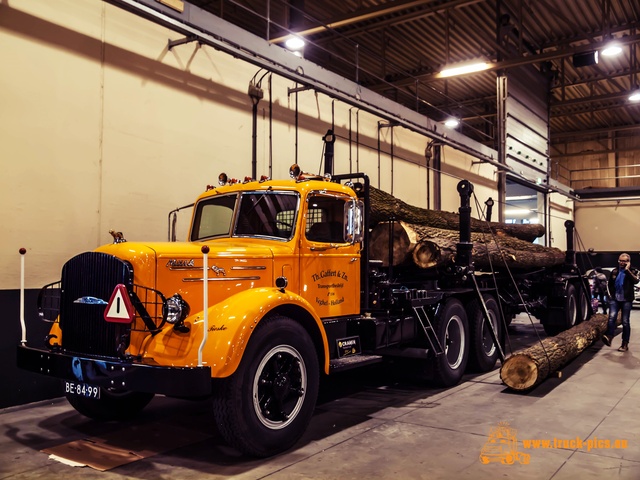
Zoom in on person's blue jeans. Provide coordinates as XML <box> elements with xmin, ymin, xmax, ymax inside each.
<box><xmin>597</xmin><ymin>293</ymin><xmax>608</xmax><ymax>313</ymax></box>
<box><xmin>607</xmin><ymin>300</ymin><xmax>632</xmax><ymax>343</ymax></box>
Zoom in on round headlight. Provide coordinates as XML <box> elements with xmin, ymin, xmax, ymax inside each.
<box><xmin>164</xmin><ymin>294</ymin><xmax>190</xmax><ymax>324</ymax></box>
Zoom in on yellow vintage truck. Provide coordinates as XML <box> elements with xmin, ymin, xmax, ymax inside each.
<box><xmin>17</xmin><ymin>164</ymin><xmax>590</xmax><ymax>457</ymax></box>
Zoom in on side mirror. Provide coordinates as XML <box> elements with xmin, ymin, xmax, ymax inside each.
<box><xmin>344</xmin><ymin>199</ymin><xmax>364</xmax><ymax>244</ymax></box>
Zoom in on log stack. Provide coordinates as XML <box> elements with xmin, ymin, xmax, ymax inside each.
<box><xmin>368</xmin><ymin>186</ymin><xmax>565</xmax><ymax>271</ymax></box>
<box><xmin>369</xmin><ymin>186</ymin><xmax>545</xmax><ymax>242</ymax></box>
<box><xmin>499</xmin><ymin>314</ymin><xmax>608</xmax><ymax>391</ymax></box>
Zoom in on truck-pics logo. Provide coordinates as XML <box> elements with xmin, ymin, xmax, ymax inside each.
<box><xmin>481</xmin><ymin>421</ymin><xmax>629</xmax><ymax>464</ymax></box>
<box><xmin>480</xmin><ymin>422</ymin><xmax>530</xmax><ymax>465</ymax></box>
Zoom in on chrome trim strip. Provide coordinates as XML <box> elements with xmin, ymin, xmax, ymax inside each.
<box><xmin>231</xmin><ymin>266</ymin><xmax>267</xmax><ymax>270</ymax></box>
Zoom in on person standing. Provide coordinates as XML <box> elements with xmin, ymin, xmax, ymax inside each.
<box><xmin>602</xmin><ymin>253</ymin><xmax>639</xmax><ymax>352</ymax></box>
<box><xmin>593</xmin><ymin>268</ymin><xmax>609</xmax><ymax>314</ymax></box>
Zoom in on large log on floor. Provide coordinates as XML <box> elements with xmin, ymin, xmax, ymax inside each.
<box><xmin>370</xmin><ymin>221</ymin><xmax>565</xmax><ymax>270</ymax></box>
<box><xmin>370</xmin><ymin>186</ymin><xmax>545</xmax><ymax>243</ymax></box>
<box><xmin>500</xmin><ymin>314</ymin><xmax>608</xmax><ymax>392</ymax></box>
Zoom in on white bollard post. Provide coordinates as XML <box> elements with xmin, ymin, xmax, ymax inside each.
<box><xmin>19</xmin><ymin>248</ymin><xmax>27</xmax><ymax>345</ymax></box>
<box><xmin>198</xmin><ymin>245</ymin><xmax>210</xmax><ymax>366</ymax></box>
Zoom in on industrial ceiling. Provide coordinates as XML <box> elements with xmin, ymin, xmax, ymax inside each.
<box><xmin>188</xmin><ymin>0</ymin><xmax>640</xmax><ymax>163</ymax></box>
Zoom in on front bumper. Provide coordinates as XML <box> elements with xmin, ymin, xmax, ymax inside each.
<box><xmin>17</xmin><ymin>345</ymin><xmax>212</xmax><ymax>397</ymax></box>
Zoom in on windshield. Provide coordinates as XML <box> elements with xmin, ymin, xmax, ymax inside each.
<box><xmin>190</xmin><ymin>191</ymin><xmax>299</xmax><ymax>241</ymax></box>
<box><xmin>236</xmin><ymin>191</ymin><xmax>299</xmax><ymax>239</ymax></box>
<box><xmin>190</xmin><ymin>194</ymin><xmax>237</xmax><ymax>240</ymax></box>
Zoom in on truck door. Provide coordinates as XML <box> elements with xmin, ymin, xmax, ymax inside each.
<box><xmin>300</xmin><ymin>191</ymin><xmax>361</xmax><ymax>317</ymax></box>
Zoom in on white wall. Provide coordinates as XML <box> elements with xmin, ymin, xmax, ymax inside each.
<box><xmin>552</xmin><ymin>136</ymin><xmax>640</xmax><ymax>252</ymax></box>
<box><xmin>440</xmin><ymin>147</ymin><xmax>499</xmax><ymax>219</ymax></box>
<box><xmin>548</xmin><ymin>192</ymin><xmax>575</xmax><ymax>251</ymax></box>
<box><xmin>574</xmin><ymin>201</ymin><xmax>640</xmax><ymax>252</ymax></box>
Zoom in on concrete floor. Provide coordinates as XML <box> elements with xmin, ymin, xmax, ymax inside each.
<box><xmin>2</xmin><ymin>311</ymin><xmax>640</xmax><ymax>480</ymax></box>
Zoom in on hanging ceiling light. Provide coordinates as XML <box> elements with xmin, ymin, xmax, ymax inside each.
<box><xmin>444</xmin><ymin>118</ymin><xmax>460</xmax><ymax>128</ymax></box>
<box><xmin>601</xmin><ymin>40</ymin><xmax>622</xmax><ymax>57</ymax></box>
<box><xmin>284</xmin><ymin>35</ymin><xmax>305</xmax><ymax>51</ymax></box>
<box><xmin>438</xmin><ymin>61</ymin><xmax>490</xmax><ymax>78</ymax></box>
<box><xmin>629</xmin><ymin>90</ymin><xmax>640</xmax><ymax>102</ymax></box>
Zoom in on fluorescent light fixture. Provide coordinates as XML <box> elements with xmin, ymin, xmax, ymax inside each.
<box><xmin>629</xmin><ymin>90</ymin><xmax>640</xmax><ymax>102</ymax></box>
<box><xmin>504</xmin><ymin>208</ymin><xmax>533</xmax><ymax>216</ymax></box>
<box><xmin>284</xmin><ymin>36</ymin><xmax>305</xmax><ymax>50</ymax></box>
<box><xmin>444</xmin><ymin>118</ymin><xmax>460</xmax><ymax>128</ymax></box>
<box><xmin>439</xmin><ymin>61</ymin><xmax>489</xmax><ymax>78</ymax></box>
<box><xmin>506</xmin><ymin>195</ymin><xmax>536</xmax><ymax>201</ymax></box>
<box><xmin>601</xmin><ymin>41</ymin><xmax>622</xmax><ymax>57</ymax></box>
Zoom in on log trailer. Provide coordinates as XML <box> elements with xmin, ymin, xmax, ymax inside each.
<box><xmin>16</xmin><ymin>160</ymin><xmax>590</xmax><ymax>457</ymax></box>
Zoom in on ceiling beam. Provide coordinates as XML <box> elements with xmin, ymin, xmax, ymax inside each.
<box><xmin>551</xmin><ymin>66</ymin><xmax>640</xmax><ymax>91</ymax></box>
<box><xmin>268</xmin><ymin>0</ymin><xmax>482</xmax><ymax>44</ymax></box>
<box><xmin>551</xmin><ymin>91</ymin><xmax>636</xmax><ymax>109</ymax></box>
<box><xmin>536</xmin><ymin>22</ymin><xmax>640</xmax><ymax>51</ymax></box>
<box><xmin>551</xmin><ymin>123</ymin><xmax>640</xmax><ymax>140</ymax></box>
<box><xmin>386</xmin><ymin>33</ymin><xmax>640</xmax><ymax>87</ymax></box>
<box><xmin>269</xmin><ymin>0</ymin><xmax>433</xmax><ymax>43</ymax></box>
<box><xmin>552</xmin><ymin>146</ymin><xmax>640</xmax><ymax>159</ymax></box>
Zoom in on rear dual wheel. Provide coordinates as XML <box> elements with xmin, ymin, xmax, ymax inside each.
<box><xmin>543</xmin><ymin>283</ymin><xmax>588</xmax><ymax>336</ymax></box>
<box><xmin>577</xmin><ymin>283</ymin><xmax>591</xmax><ymax>323</ymax></box>
<box><xmin>467</xmin><ymin>295</ymin><xmax>502</xmax><ymax>372</ymax></box>
<box><xmin>431</xmin><ymin>298</ymin><xmax>470</xmax><ymax>387</ymax></box>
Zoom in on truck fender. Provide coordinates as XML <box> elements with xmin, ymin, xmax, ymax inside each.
<box><xmin>147</xmin><ymin>287</ymin><xmax>329</xmax><ymax>378</ymax></box>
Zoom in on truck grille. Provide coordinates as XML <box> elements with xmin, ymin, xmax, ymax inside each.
<box><xmin>59</xmin><ymin>252</ymin><xmax>133</xmax><ymax>357</ymax></box>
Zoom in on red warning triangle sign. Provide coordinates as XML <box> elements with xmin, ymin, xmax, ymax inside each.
<box><xmin>104</xmin><ymin>284</ymin><xmax>135</xmax><ymax>323</ymax></box>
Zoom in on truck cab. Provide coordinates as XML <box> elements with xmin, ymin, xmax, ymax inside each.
<box><xmin>17</xmin><ymin>167</ymin><xmax>369</xmax><ymax>458</ymax></box>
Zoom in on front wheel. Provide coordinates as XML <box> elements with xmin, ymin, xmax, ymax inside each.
<box><xmin>431</xmin><ymin>298</ymin><xmax>470</xmax><ymax>387</ymax></box>
<box><xmin>212</xmin><ymin>315</ymin><xmax>320</xmax><ymax>457</ymax></box>
<box><xmin>65</xmin><ymin>386</ymin><xmax>154</xmax><ymax>421</ymax></box>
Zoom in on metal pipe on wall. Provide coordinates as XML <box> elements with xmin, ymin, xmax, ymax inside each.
<box><xmin>269</xmin><ymin>73</ymin><xmax>273</xmax><ymax>178</ymax></box>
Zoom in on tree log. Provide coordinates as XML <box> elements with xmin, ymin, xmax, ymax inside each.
<box><xmin>370</xmin><ymin>221</ymin><xmax>565</xmax><ymax>270</ymax></box>
<box><xmin>370</xmin><ymin>186</ymin><xmax>545</xmax><ymax>242</ymax></box>
<box><xmin>500</xmin><ymin>314</ymin><xmax>608</xmax><ymax>391</ymax></box>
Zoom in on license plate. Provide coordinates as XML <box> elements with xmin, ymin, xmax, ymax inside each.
<box><xmin>65</xmin><ymin>381</ymin><xmax>100</xmax><ymax>399</ymax></box>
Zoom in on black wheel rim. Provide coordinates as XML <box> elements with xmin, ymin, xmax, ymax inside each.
<box><xmin>253</xmin><ymin>345</ymin><xmax>307</xmax><ymax>429</ymax></box>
